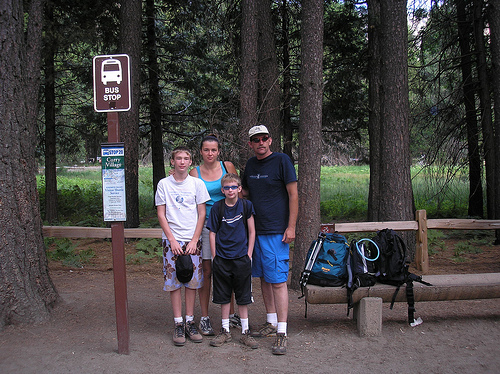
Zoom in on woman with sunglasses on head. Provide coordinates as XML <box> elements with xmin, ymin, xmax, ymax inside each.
<box><xmin>189</xmin><ymin>134</ymin><xmax>239</xmax><ymax>336</ymax></box>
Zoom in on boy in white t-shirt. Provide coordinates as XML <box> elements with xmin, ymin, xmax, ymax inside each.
<box><xmin>155</xmin><ymin>146</ymin><xmax>210</xmax><ymax>346</ymax></box>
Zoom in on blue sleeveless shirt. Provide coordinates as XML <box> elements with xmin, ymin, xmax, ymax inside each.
<box><xmin>196</xmin><ymin>161</ymin><xmax>227</xmax><ymax>218</ymax></box>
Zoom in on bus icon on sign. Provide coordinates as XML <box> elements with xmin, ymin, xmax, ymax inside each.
<box><xmin>101</xmin><ymin>58</ymin><xmax>122</xmax><ymax>85</ymax></box>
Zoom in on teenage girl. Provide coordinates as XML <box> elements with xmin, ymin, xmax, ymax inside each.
<box><xmin>189</xmin><ymin>134</ymin><xmax>238</xmax><ymax>335</ymax></box>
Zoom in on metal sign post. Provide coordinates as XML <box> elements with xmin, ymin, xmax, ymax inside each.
<box><xmin>94</xmin><ymin>54</ymin><xmax>130</xmax><ymax>355</ymax></box>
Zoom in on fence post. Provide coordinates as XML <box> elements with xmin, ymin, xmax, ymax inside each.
<box><xmin>415</xmin><ymin>209</ymin><xmax>429</xmax><ymax>273</ymax></box>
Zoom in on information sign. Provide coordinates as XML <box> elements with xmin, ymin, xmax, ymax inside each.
<box><xmin>101</xmin><ymin>143</ymin><xmax>127</xmax><ymax>221</ymax></box>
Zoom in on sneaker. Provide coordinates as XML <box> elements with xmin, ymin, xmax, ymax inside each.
<box><xmin>173</xmin><ymin>322</ymin><xmax>186</xmax><ymax>346</ymax></box>
<box><xmin>229</xmin><ymin>313</ymin><xmax>242</xmax><ymax>329</ymax></box>
<box><xmin>209</xmin><ymin>328</ymin><xmax>232</xmax><ymax>347</ymax></box>
<box><xmin>240</xmin><ymin>330</ymin><xmax>259</xmax><ymax>349</ymax></box>
<box><xmin>250</xmin><ymin>322</ymin><xmax>277</xmax><ymax>337</ymax></box>
<box><xmin>185</xmin><ymin>320</ymin><xmax>203</xmax><ymax>343</ymax></box>
<box><xmin>271</xmin><ymin>333</ymin><xmax>287</xmax><ymax>355</ymax></box>
<box><xmin>199</xmin><ymin>317</ymin><xmax>215</xmax><ymax>336</ymax></box>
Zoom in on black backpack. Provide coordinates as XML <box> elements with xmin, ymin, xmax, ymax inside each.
<box><xmin>346</xmin><ymin>238</ymin><xmax>380</xmax><ymax>314</ymax></box>
<box><xmin>372</xmin><ymin>229</ymin><xmax>432</xmax><ymax>324</ymax></box>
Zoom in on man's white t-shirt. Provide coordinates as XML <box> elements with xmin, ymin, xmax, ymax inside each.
<box><xmin>155</xmin><ymin>175</ymin><xmax>210</xmax><ymax>241</ymax></box>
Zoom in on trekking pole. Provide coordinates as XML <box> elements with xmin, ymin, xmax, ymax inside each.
<box><xmin>299</xmin><ymin>232</ymin><xmax>327</xmax><ymax>289</ymax></box>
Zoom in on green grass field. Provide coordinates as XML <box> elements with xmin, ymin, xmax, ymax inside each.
<box><xmin>37</xmin><ymin>164</ymin><xmax>475</xmax><ymax>227</ymax></box>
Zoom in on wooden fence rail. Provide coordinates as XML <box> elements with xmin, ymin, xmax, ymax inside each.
<box><xmin>42</xmin><ymin>209</ymin><xmax>500</xmax><ymax>274</ymax></box>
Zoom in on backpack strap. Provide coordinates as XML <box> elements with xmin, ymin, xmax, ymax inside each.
<box><xmin>216</xmin><ymin>199</ymin><xmax>224</xmax><ymax>226</ymax></box>
<box><xmin>242</xmin><ymin>199</ymin><xmax>248</xmax><ymax>234</ymax></box>
<box><xmin>218</xmin><ymin>198</ymin><xmax>249</xmax><ymax>235</ymax></box>
<box><xmin>406</xmin><ymin>279</ymin><xmax>416</xmax><ymax>324</ymax></box>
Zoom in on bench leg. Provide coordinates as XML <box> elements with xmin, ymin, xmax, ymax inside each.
<box><xmin>357</xmin><ymin>297</ymin><xmax>382</xmax><ymax>337</ymax></box>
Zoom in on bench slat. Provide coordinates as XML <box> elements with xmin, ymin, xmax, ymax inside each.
<box><xmin>305</xmin><ymin>273</ymin><xmax>500</xmax><ymax>304</ymax></box>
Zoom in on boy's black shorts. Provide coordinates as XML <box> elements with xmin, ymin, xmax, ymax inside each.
<box><xmin>212</xmin><ymin>255</ymin><xmax>252</xmax><ymax>305</ymax></box>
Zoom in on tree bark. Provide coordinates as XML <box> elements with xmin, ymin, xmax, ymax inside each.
<box><xmin>367</xmin><ymin>0</ymin><xmax>382</xmax><ymax>222</ymax></box>
<box><xmin>257</xmin><ymin>0</ymin><xmax>281</xmax><ymax>151</ymax></box>
<box><xmin>0</xmin><ymin>0</ymin><xmax>58</xmax><ymax>329</ymax></box>
<box><xmin>281</xmin><ymin>0</ymin><xmax>294</xmax><ymax>162</ymax></box>
<box><xmin>146</xmin><ymin>0</ymin><xmax>166</xmax><ymax>196</ymax></box>
<box><xmin>368</xmin><ymin>0</ymin><xmax>414</xmax><ymax>254</ymax></box>
<box><xmin>456</xmin><ymin>0</ymin><xmax>484</xmax><ymax>217</ymax></box>
<box><xmin>43</xmin><ymin>0</ymin><xmax>58</xmax><ymax>224</ymax></box>
<box><xmin>291</xmin><ymin>0</ymin><xmax>324</xmax><ymax>290</ymax></box>
<box><xmin>473</xmin><ymin>0</ymin><xmax>494</xmax><ymax>218</ymax></box>
<box><xmin>119</xmin><ymin>0</ymin><xmax>141</xmax><ymax>228</ymax></box>
<box><xmin>488</xmin><ymin>0</ymin><xmax>500</xmax><ymax>242</ymax></box>
<box><xmin>240</xmin><ymin>0</ymin><xmax>259</xmax><ymax>161</ymax></box>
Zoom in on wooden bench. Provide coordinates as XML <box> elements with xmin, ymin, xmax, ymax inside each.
<box><xmin>304</xmin><ymin>273</ymin><xmax>500</xmax><ymax>336</ymax></box>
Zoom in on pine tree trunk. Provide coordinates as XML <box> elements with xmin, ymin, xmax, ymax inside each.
<box><xmin>119</xmin><ymin>0</ymin><xmax>141</xmax><ymax>228</ymax></box>
<box><xmin>281</xmin><ymin>0</ymin><xmax>294</xmax><ymax>162</ymax></box>
<box><xmin>146</xmin><ymin>0</ymin><xmax>166</xmax><ymax>196</ymax></box>
<box><xmin>367</xmin><ymin>0</ymin><xmax>382</xmax><ymax>222</ymax></box>
<box><xmin>257</xmin><ymin>0</ymin><xmax>281</xmax><ymax>151</ymax></box>
<box><xmin>0</xmin><ymin>0</ymin><xmax>58</xmax><ymax>329</ymax></box>
<box><xmin>488</xmin><ymin>0</ymin><xmax>500</xmax><ymax>243</ymax></box>
<box><xmin>473</xmin><ymin>0</ymin><xmax>494</xmax><ymax>218</ymax></box>
<box><xmin>291</xmin><ymin>0</ymin><xmax>324</xmax><ymax>290</ymax></box>
<box><xmin>368</xmin><ymin>0</ymin><xmax>415</xmax><ymax>255</ymax></box>
<box><xmin>456</xmin><ymin>0</ymin><xmax>484</xmax><ymax>217</ymax></box>
<box><xmin>43</xmin><ymin>0</ymin><xmax>58</xmax><ymax>224</ymax></box>
<box><xmin>240</xmin><ymin>0</ymin><xmax>259</xmax><ymax>163</ymax></box>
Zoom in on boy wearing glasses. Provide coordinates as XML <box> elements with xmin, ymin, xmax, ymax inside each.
<box><xmin>206</xmin><ymin>173</ymin><xmax>258</xmax><ymax>349</ymax></box>
<box><xmin>242</xmin><ymin>125</ymin><xmax>298</xmax><ymax>355</ymax></box>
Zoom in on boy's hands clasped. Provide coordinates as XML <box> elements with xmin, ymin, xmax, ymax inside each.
<box><xmin>169</xmin><ymin>241</ymin><xmax>198</xmax><ymax>256</ymax></box>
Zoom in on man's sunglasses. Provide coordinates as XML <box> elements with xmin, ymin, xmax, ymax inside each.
<box><xmin>222</xmin><ymin>185</ymin><xmax>239</xmax><ymax>190</ymax></box>
<box><xmin>250</xmin><ymin>135</ymin><xmax>270</xmax><ymax>143</ymax></box>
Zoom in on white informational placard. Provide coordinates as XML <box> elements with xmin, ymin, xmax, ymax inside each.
<box><xmin>101</xmin><ymin>143</ymin><xmax>127</xmax><ymax>222</ymax></box>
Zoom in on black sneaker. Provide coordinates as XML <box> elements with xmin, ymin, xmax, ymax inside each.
<box><xmin>271</xmin><ymin>333</ymin><xmax>287</xmax><ymax>355</ymax></box>
<box><xmin>199</xmin><ymin>316</ymin><xmax>215</xmax><ymax>336</ymax></box>
<box><xmin>229</xmin><ymin>313</ymin><xmax>242</xmax><ymax>329</ymax></box>
<box><xmin>173</xmin><ymin>322</ymin><xmax>186</xmax><ymax>346</ymax></box>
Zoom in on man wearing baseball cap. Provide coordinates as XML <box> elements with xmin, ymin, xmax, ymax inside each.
<box><xmin>241</xmin><ymin>125</ymin><xmax>298</xmax><ymax>355</ymax></box>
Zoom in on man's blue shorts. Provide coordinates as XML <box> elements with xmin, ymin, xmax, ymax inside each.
<box><xmin>252</xmin><ymin>234</ymin><xmax>289</xmax><ymax>284</ymax></box>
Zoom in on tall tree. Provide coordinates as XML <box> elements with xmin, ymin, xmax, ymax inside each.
<box><xmin>240</xmin><ymin>0</ymin><xmax>259</xmax><ymax>156</ymax></box>
<box><xmin>257</xmin><ymin>0</ymin><xmax>281</xmax><ymax>151</ymax></box>
<box><xmin>367</xmin><ymin>0</ymin><xmax>382</xmax><ymax>222</ymax></box>
<box><xmin>0</xmin><ymin>0</ymin><xmax>58</xmax><ymax>328</ymax></box>
<box><xmin>368</xmin><ymin>0</ymin><xmax>414</xmax><ymax>248</ymax></box>
<box><xmin>473</xmin><ymin>0</ymin><xmax>494</xmax><ymax>218</ymax></box>
<box><xmin>146</xmin><ymin>0</ymin><xmax>165</xmax><ymax>196</ymax></box>
<box><xmin>456</xmin><ymin>0</ymin><xmax>483</xmax><ymax>217</ymax></box>
<box><xmin>290</xmin><ymin>0</ymin><xmax>324</xmax><ymax>289</ymax></box>
<box><xmin>281</xmin><ymin>0</ymin><xmax>293</xmax><ymax>161</ymax></box>
<box><xmin>119</xmin><ymin>0</ymin><xmax>141</xmax><ymax>228</ymax></box>
<box><xmin>489</xmin><ymin>0</ymin><xmax>500</xmax><ymax>242</ymax></box>
<box><xmin>43</xmin><ymin>0</ymin><xmax>58</xmax><ymax>223</ymax></box>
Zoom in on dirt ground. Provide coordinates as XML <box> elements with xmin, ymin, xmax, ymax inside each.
<box><xmin>1</xmin><ymin>235</ymin><xmax>500</xmax><ymax>374</ymax></box>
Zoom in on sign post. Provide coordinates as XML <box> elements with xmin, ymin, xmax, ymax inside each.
<box><xmin>94</xmin><ymin>54</ymin><xmax>130</xmax><ymax>355</ymax></box>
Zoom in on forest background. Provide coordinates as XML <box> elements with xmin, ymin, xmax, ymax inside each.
<box><xmin>37</xmin><ymin>0</ymin><xmax>499</xmax><ymax>224</ymax></box>
<box><xmin>1</xmin><ymin>0</ymin><xmax>500</xmax><ymax>329</ymax></box>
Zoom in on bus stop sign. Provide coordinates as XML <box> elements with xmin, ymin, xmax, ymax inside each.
<box><xmin>93</xmin><ymin>54</ymin><xmax>131</xmax><ymax>112</ymax></box>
